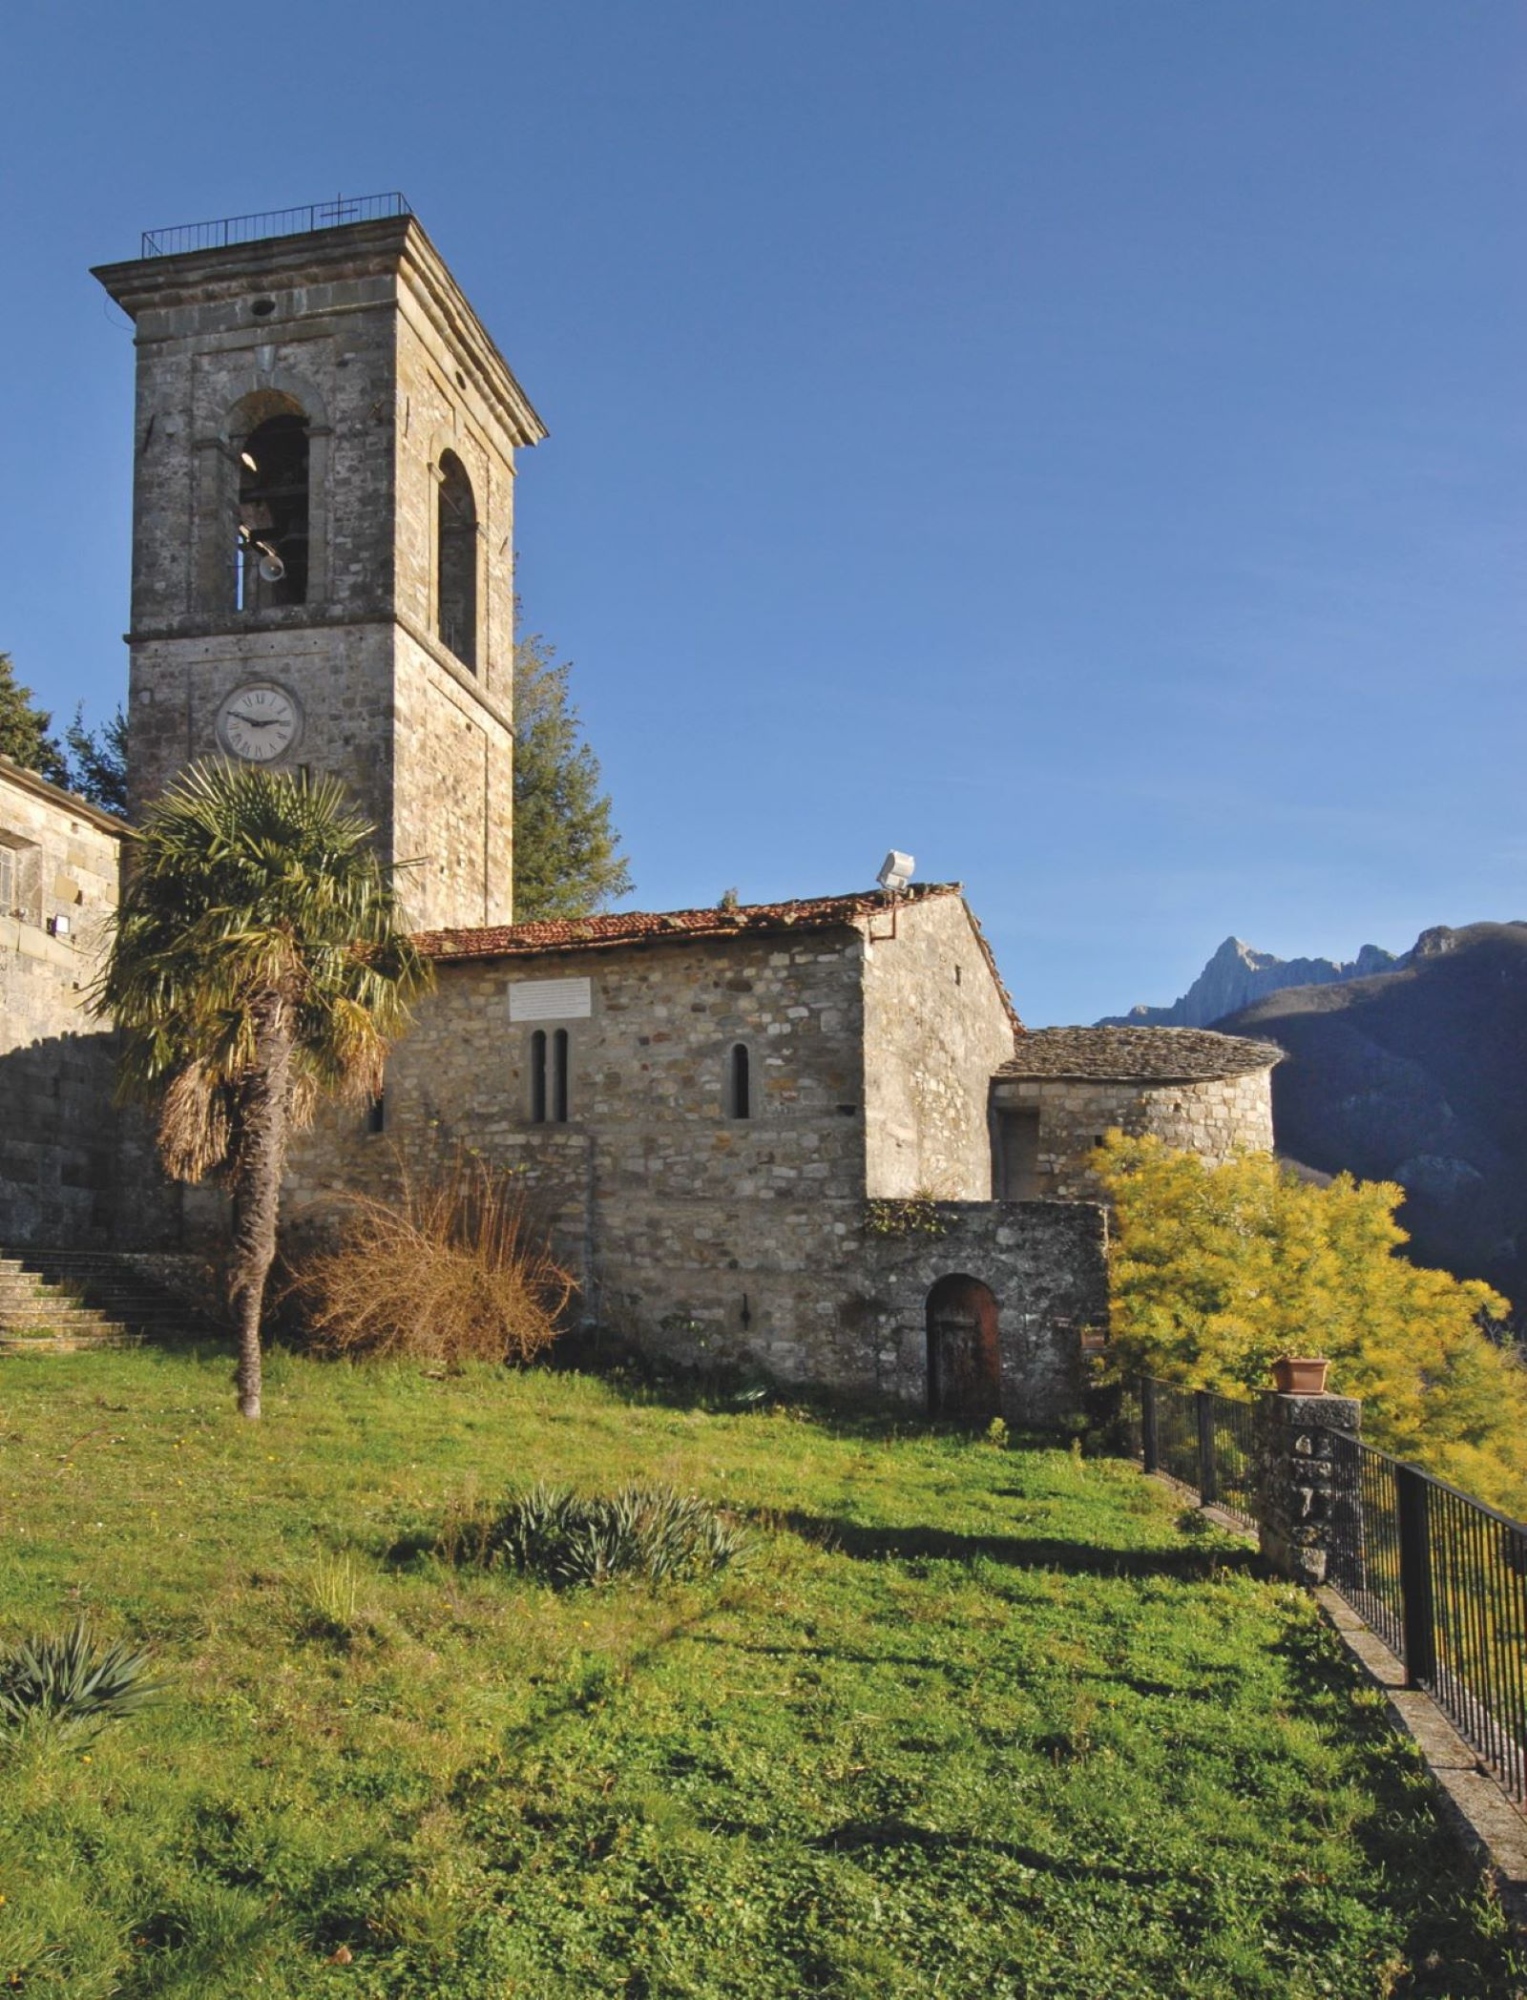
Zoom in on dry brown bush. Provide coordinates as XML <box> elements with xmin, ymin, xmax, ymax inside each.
<box><xmin>293</xmin><ymin>1151</ymin><xmax>577</xmax><ymax>1368</ymax></box>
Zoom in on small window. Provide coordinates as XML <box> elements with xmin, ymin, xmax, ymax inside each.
<box><xmin>366</xmin><ymin>1091</ymin><xmax>385</xmax><ymax>1135</ymax></box>
<box><xmin>236</xmin><ymin>413</ymin><xmax>309</xmax><ymax>607</ymax></box>
<box><xmin>552</xmin><ymin>1029</ymin><xmax>570</xmax><ymax>1122</ymax></box>
<box><xmin>727</xmin><ymin>1043</ymin><xmax>751</xmax><ymax>1120</ymax></box>
<box><xmin>437</xmin><ymin>452</ymin><xmax>478</xmax><ymax>669</ymax></box>
<box><xmin>530</xmin><ymin>1030</ymin><xmax>548</xmax><ymax>1123</ymax></box>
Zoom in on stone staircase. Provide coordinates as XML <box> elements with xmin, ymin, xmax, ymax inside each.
<box><xmin>0</xmin><ymin>1249</ymin><xmax>224</xmax><ymax>1354</ymax></box>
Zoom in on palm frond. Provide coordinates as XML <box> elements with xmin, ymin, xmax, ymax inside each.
<box><xmin>158</xmin><ymin>1062</ymin><xmax>233</xmax><ymax>1183</ymax></box>
<box><xmin>95</xmin><ymin>761</ymin><xmax>432</xmax><ymax>1180</ymax></box>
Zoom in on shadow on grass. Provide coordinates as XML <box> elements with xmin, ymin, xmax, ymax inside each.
<box><xmin>548</xmin><ymin>1333</ymin><xmax>1084</xmax><ymax>1445</ymax></box>
<box><xmin>769</xmin><ymin>1508</ymin><xmax>1258</xmax><ymax>1579</ymax></box>
<box><xmin>382</xmin><ymin>1505</ymin><xmax>1257</xmax><ymax>1583</ymax></box>
<box><xmin>1267</xmin><ymin>1612</ymin><xmax>1526</xmax><ymax>1997</ymax></box>
<box><xmin>812</xmin><ymin>1818</ymin><xmax>1180</xmax><ymax>1885</ymax></box>
<box><xmin>684</xmin><ymin>1632</ymin><xmax>960</xmax><ymax>1676</ymax></box>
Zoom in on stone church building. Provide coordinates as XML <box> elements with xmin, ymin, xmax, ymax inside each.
<box><xmin>0</xmin><ymin>199</ymin><xmax>1280</xmax><ymax>1419</ymax></box>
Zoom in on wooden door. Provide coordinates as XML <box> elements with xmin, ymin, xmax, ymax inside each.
<box><xmin>926</xmin><ymin>1275</ymin><xmax>1002</xmax><ymax>1419</ymax></box>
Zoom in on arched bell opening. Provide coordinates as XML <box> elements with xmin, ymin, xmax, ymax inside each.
<box><xmin>234</xmin><ymin>404</ymin><xmax>310</xmax><ymax>608</ymax></box>
<box><xmin>926</xmin><ymin>1273</ymin><xmax>1002</xmax><ymax>1420</ymax></box>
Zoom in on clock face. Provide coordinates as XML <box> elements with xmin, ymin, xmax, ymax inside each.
<box><xmin>216</xmin><ymin>682</ymin><xmax>302</xmax><ymax>763</ymax></box>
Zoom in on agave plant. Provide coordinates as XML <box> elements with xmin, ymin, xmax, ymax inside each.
<box><xmin>0</xmin><ymin>1621</ymin><xmax>163</xmax><ymax>1740</ymax></box>
<box><xmin>468</xmin><ymin>1482</ymin><xmax>746</xmax><ymax>1588</ymax></box>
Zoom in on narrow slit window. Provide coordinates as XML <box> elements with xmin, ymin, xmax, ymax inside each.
<box><xmin>552</xmin><ymin>1029</ymin><xmax>570</xmax><ymax>1122</ymax></box>
<box><xmin>530</xmin><ymin>1030</ymin><xmax>548</xmax><ymax>1123</ymax></box>
<box><xmin>236</xmin><ymin>413</ymin><xmax>309</xmax><ymax>607</ymax></box>
<box><xmin>728</xmin><ymin>1043</ymin><xmax>751</xmax><ymax>1120</ymax></box>
<box><xmin>366</xmin><ymin>1091</ymin><xmax>385</xmax><ymax>1135</ymax></box>
<box><xmin>437</xmin><ymin>452</ymin><xmax>478</xmax><ymax>669</ymax></box>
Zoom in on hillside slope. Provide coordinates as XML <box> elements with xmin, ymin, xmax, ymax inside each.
<box><xmin>1099</xmin><ymin>934</ymin><xmax>1402</xmax><ymax>1028</ymax></box>
<box><xmin>1217</xmin><ymin>923</ymin><xmax>1527</xmax><ymax>1309</ymax></box>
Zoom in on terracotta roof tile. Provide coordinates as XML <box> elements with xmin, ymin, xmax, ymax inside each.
<box><xmin>414</xmin><ymin>882</ymin><xmax>965</xmax><ymax>963</ymax></box>
<box><xmin>996</xmin><ymin>1025</ymin><xmax>1282</xmax><ymax>1083</ymax></box>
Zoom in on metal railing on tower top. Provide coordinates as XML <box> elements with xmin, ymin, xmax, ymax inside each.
<box><xmin>140</xmin><ymin>193</ymin><xmax>412</xmax><ymax>260</ymax></box>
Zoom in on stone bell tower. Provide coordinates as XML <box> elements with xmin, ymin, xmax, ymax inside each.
<box><xmin>93</xmin><ymin>196</ymin><xmax>544</xmax><ymax>930</ymax></box>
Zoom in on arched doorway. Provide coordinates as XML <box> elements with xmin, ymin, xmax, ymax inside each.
<box><xmin>926</xmin><ymin>1275</ymin><xmax>1002</xmax><ymax>1419</ymax></box>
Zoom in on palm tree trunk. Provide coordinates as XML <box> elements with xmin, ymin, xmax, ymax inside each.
<box><xmin>228</xmin><ymin>998</ymin><xmax>296</xmax><ymax>1420</ymax></box>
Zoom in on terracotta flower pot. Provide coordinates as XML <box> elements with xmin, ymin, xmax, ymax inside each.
<box><xmin>1272</xmin><ymin>1355</ymin><xmax>1330</xmax><ymax>1395</ymax></box>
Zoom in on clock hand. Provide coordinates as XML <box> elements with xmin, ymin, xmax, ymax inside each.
<box><xmin>229</xmin><ymin>712</ymin><xmax>280</xmax><ymax>727</ymax></box>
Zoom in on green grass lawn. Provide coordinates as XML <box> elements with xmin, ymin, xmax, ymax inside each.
<box><xmin>0</xmin><ymin>1347</ymin><xmax>1520</xmax><ymax>1999</ymax></box>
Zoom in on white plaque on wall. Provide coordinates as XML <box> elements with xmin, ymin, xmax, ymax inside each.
<box><xmin>509</xmin><ymin>976</ymin><xmax>593</xmax><ymax>1022</ymax></box>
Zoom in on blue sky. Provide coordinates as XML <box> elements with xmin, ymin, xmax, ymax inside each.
<box><xmin>2</xmin><ymin>2</ymin><xmax>1521</xmax><ymax>1023</ymax></box>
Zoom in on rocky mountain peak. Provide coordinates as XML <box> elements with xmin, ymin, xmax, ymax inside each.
<box><xmin>1099</xmin><ymin>935</ymin><xmax>1406</xmax><ymax>1030</ymax></box>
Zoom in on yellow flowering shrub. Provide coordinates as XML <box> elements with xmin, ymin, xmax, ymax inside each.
<box><xmin>1095</xmin><ymin>1133</ymin><xmax>1527</xmax><ymax>1515</ymax></box>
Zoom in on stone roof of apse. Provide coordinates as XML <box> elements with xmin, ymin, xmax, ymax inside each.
<box><xmin>996</xmin><ymin>1026</ymin><xmax>1283</xmax><ymax>1083</ymax></box>
<box><xmin>413</xmin><ymin>882</ymin><xmax>1023</xmax><ymax>1028</ymax></box>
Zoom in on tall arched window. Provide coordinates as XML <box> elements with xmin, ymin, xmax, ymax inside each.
<box><xmin>437</xmin><ymin>452</ymin><xmax>478</xmax><ymax>669</ymax></box>
<box><xmin>552</xmin><ymin>1030</ymin><xmax>570</xmax><ymax>1123</ymax></box>
<box><xmin>727</xmin><ymin>1044</ymin><xmax>751</xmax><ymax>1120</ymax></box>
<box><xmin>236</xmin><ymin>411</ymin><xmax>309</xmax><ymax>607</ymax></box>
<box><xmin>530</xmin><ymin>1030</ymin><xmax>548</xmax><ymax>1123</ymax></box>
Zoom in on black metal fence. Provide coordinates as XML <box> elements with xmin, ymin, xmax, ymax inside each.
<box><xmin>1132</xmin><ymin>1376</ymin><xmax>1527</xmax><ymax>1810</ymax></box>
<box><xmin>142</xmin><ymin>193</ymin><xmax>412</xmax><ymax>260</ymax></box>
<box><xmin>1138</xmin><ymin>1377</ymin><xmax>1258</xmax><ymax>1532</ymax></box>
<box><xmin>1325</xmin><ymin>1435</ymin><xmax>1527</xmax><ymax>1807</ymax></box>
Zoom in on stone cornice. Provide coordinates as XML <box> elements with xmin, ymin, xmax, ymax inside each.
<box><xmin>390</xmin><ymin>220</ymin><xmax>547</xmax><ymax>449</ymax></box>
<box><xmin>0</xmin><ymin>755</ymin><xmax>127</xmax><ymax>837</ymax></box>
<box><xmin>93</xmin><ymin>215</ymin><xmax>546</xmax><ymax>452</ymax></box>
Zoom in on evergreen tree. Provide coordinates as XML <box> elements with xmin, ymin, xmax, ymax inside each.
<box><xmin>512</xmin><ymin>629</ymin><xmax>633</xmax><ymax>920</ymax></box>
<box><xmin>64</xmin><ymin>704</ymin><xmax>130</xmax><ymax>818</ymax></box>
<box><xmin>0</xmin><ymin>652</ymin><xmax>68</xmax><ymax>786</ymax></box>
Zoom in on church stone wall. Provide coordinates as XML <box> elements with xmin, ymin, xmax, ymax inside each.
<box><xmin>393</xmin><ymin>296</ymin><xmax>518</xmax><ymax>710</ymax></box>
<box><xmin>862</xmin><ymin>894</ymin><xmax>1016</xmax><ymax>1200</ymax></box>
<box><xmin>100</xmin><ymin>220</ymin><xmax>527</xmax><ymax>928</ymax></box>
<box><xmin>284</xmin><ymin>915</ymin><xmax>1105</xmax><ymax>1410</ymax></box>
<box><xmin>857</xmin><ymin>1202</ymin><xmax>1108</xmax><ymax>1420</ymax></box>
<box><xmin>389</xmin><ymin>631</ymin><xmax>513</xmax><ymax>931</ymax></box>
<box><xmin>0</xmin><ymin>765</ymin><xmax>123</xmax><ymax>1244</ymax></box>
<box><xmin>111</xmin><ymin>241</ymin><xmax>401</xmax><ymax>661</ymax></box>
<box><xmin>128</xmin><ymin>625</ymin><xmax>396</xmax><ymax>832</ymax></box>
<box><xmin>286</xmin><ymin>928</ymin><xmax>871</xmax><ymax>1383</ymax></box>
<box><xmin>991</xmin><ymin>1069</ymin><xmax>1275</xmax><ymax>1203</ymax></box>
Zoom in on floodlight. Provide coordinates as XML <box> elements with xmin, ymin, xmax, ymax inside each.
<box><xmin>877</xmin><ymin>850</ymin><xmax>914</xmax><ymax>892</ymax></box>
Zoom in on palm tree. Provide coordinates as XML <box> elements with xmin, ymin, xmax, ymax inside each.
<box><xmin>96</xmin><ymin>762</ymin><xmax>431</xmax><ymax>1418</ymax></box>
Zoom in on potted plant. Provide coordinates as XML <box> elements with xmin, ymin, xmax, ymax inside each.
<box><xmin>1271</xmin><ymin>1354</ymin><xmax>1330</xmax><ymax>1395</ymax></box>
